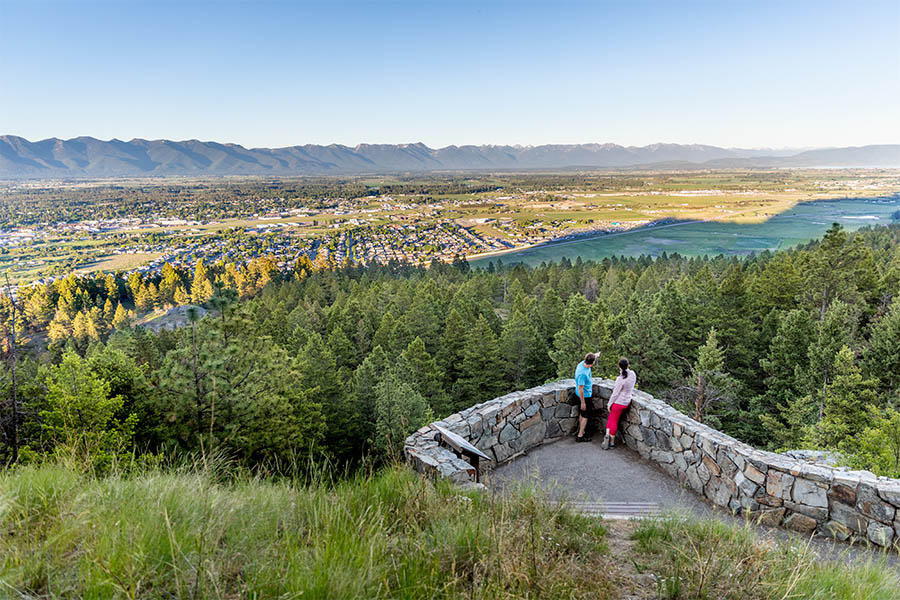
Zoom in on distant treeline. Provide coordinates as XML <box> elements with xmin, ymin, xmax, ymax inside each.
<box><xmin>1</xmin><ymin>223</ymin><xmax>899</xmax><ymax>476</ymax></box>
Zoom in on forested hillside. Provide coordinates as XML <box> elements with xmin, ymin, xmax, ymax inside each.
<box><xmin>2</xmin><ymin>223</ymin><xmax>900</xmax><ymax>476</ymax></box>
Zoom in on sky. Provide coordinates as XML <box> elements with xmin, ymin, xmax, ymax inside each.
<box><xmin>1</xmin><ymin>0</ymin><xmax>899</xmax><ymax>149</ymax></box>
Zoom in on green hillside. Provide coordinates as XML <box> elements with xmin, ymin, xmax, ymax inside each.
<box><xmin>1</xmin><ymin>462</ymin><xmax>896</xmax><ymax>599</ymax></box>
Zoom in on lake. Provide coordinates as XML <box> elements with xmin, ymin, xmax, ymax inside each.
<box><xmin>470</xmin><ymin>196</ymin><xmax>900</xmax><ymax>267</ymax></box>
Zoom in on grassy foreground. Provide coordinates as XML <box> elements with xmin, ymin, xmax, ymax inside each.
<box><xmin>0</xmin><ymin>462</ymin><xmax>897</xmax><ymax>599</ymax></box>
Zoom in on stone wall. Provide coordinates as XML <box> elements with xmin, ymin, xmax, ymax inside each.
<box><xmin>404</xmin><ymin>378</ymin><xmax>900</xmax><ymax>549</ymax></box>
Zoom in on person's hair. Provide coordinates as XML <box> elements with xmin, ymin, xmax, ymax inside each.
<box><xmin>584</xmin><ymin>353</ymin><xmax>596</xmax><ymax>366</ymax></box>
<box><xmin>618</xmin><ymin>357</ymin><xmax>630</xmax><ymax>378</ymax></box>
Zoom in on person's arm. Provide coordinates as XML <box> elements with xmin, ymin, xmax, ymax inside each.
<box><xmin>578</xmin><ymin>383</ymin><xmax>586</xmax><ymax>413</ymax></box>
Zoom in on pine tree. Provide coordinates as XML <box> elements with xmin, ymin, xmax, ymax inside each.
<box><xmin>22</xmin><ymin>284</ymin><xmax>55</xmax><ymax>324</ymax></box>
<box><xmin>102</xmin><ymin>297</ymin><xmax>115</xmax><ymax>323</ymax></box>
<box><xmin>40</xmin><ymin>351</ymin><xmax>137</xmax><ymax>468</ymax></box>
<box><xmin>618</xmin><ymin>301</ymin><xmax>678</xmax><ymax>393</ymax></box>
<box><xmin>153</xmin><ymin>314</ymin><xmax>320</xmax><ymax>463</ymax></box>
<box><xmin>351</xmin><ymin>344</ymin><xmax>390</xmax><ymax>446</ymax></box>
<box><xmin>863</xmin><ymin>296</ymin><xmax>900</xmax><ymax>395</ymax></box>
<box><xmin>395</xmin><ymin>337</ymin><xmax>449</xmax><ymax>416</ymax></box>
<box><xmin>690</xmin><ymin>328</ymin><xmax>740</xmax><ymax>425</ymax></box>
<box><xmin>134</xmin><ymin>282</ymin><xmax>154</xmax><ymax>312</ymax></box>
<box><xmin>453</xmin><ymin>315</ymin><xmax>504</xmax><ymax>410</ymax></box>
<box><xmin>104</xmin><ymin>273</ymin><xmax>120</xmax><ymax>303</ymax></box>
<box><xmin>372</xmin><ymin>311</ymin><xmax>396</xmax><ymax>354</ymax></box>
<box><xmin>754</xmin><ymin>309</ymin><xmax>815</xmax><ymax>446</ymax></box>
<box><xmin>440</xmin><ymin>307</ymin><xmax>472</xmax><ymax>388</ymax></box>
<box><xmin>111</xmin><ymin>303</ymin><xmax>130</xmax><ymax>330</ymax></box>
<box><xmin>499</xmin><ymin>307</ymin><xmax>545</xmax><ymax>390</ymax></box>
<box><xmin>191</xmin><ymin>259</ymin><xmax>214</xmax><ymax>304</ymax></box>
<box><xmin>374</xmin><ymin>370</ymin><xmax>432</xmax><ymax>461</ymax></box>
<box><xmin>534</xmin><ymin>290</ymin><xmax>564</xmax><ymax>347</ymax></box>
<box><xmin>711</xmin><ymin>263</ymin><xmax>757</xmax><ymax>385</ymax></box>
<box><xmin>548</xmin><ymin>293</ymin><xmax>598</xmax><ymax>378</ymax></box>
<box><xmin>806</xmin><ymin>300</ymin><xmax>859</xmax><ymax>419</ymax></box>
<box><xmin>804</xmin><ymin>224</ymin><xmax>867</xmax><ymax>318</ymax></box>
<box><xmin>654</xmin><ymin>280</ymin><xmax>704</xmax><ymax>366</ymax></box>
<box><xmin>805</xmin><ymin>346</ymin><xmax>879</xmax><ymax>453</ymax></box>
<box><xmin>327</xmin><ymin>326</ymin><xmax>357</xmax><ymax>371</ymax></box>
<box><xmin>849</xmin><ymin>406</ymin><xmax>900</xmax><ymax>478</ymax></box>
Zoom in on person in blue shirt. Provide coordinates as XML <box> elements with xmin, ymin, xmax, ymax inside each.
<box><xmin>574</xmin><ymin>353</ymin><xmax>596</xmax><ymax>442</ymax></box>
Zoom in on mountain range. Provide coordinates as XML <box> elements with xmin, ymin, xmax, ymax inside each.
<box><xmin>1</xmin><ymin>136</ymin><xmax>898</xmax><ymax>179</ymax></box>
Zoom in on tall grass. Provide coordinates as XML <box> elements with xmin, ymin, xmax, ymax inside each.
<box><xmin>3</xmin><ymin>461</ymin><xmax>898</xmax><ymax>599</ymax></box>
<box><xmin>0</xmin><ymin>460</ymin><xmax>612</xmax><ymax>599</ymax></box>
<box><xmin>630</xmin><ymin>514</ymin><xmax>900</xmax><ymax>600</ymax></box>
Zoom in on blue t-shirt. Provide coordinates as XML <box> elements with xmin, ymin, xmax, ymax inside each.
<box><xmin>574</xmin><ymin>361</ymin><xmax>592</xmax><ymax>398</ymax></box>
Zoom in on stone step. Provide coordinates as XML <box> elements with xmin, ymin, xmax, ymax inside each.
<box><xmin>554</xmin><ymin>501</ymin><xmax>662</xmax><ymax>519</ymax></box>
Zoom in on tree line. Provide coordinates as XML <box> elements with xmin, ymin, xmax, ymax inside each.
<box><xmin>1</xmin><ymin>223</ymin><xmax>899</xmax><ymax>477</ymax></box>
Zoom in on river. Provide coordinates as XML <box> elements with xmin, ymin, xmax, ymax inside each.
<box><xmin>470</xmin><ymin>196</ymin><xmax>900</xmax><ymax>267</ymax></box>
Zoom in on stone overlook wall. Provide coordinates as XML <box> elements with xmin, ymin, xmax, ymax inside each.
<box><xmin>404</xmin><ymin>379</ymin><xmax>900</xmax><ymax>549</ymax></box>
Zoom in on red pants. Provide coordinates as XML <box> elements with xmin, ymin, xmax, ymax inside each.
<box><xmin>606</xmin><ymin>403</ymin><xmax>628</xmax><ymax>437</ymax></box>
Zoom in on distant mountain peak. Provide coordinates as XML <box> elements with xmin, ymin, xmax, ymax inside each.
<box><xmin>0</xmin><ymin>137</ymin><xmax>897</xmax><ymax>179</ymax></box>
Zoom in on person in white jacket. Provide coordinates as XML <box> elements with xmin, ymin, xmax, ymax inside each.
<box><xmin>602</xmin><ymin>357</ymin><xmax>636</xmax><ymax>450</ymax></box>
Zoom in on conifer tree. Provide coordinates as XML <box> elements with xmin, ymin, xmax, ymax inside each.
<box><xmin>374</xmin><ymin>370</ymin><xmax>432</xmax><ymax>461</ymax></box>
<box><xmin>327</xmin><ymin>327</ymin><xmax>357</xmax><ymax>371</ymax></box>
<box><xmin>549</xmin><ymin>293</ymin><xmax>598</xmax><ymax>378</ymax></box>
<box><xmin>351</xmin><ymin>344</ymin><xmax>390</xmax><ymax>444</ymax></box>
<box><xmin>618</xmin><ymin>301</ymin><xmax>678</xmax><ymax>393</ymax></box>
<box><xmin>111</xmin><ymin>303</ymin><xmax>130</xmax><ymax>331</ymax></box>
<box><xmin>803</xmin><ymin>224</ymin><xmax>867</xmax><ymax>318</ymax></box>
<box><xmin>134</xmin><ymin>282</ymin><xmax>154</xmax><ymax>312</ymax></box>
<box><xmin>22</xmin><ymin>284</ymin><xmax>55</xmax><ymax>325</ymax></box>
<box><xmin>102</xmin><ymin>297</ymin><xmax>115</xmax><ymax>323</ymax></box>
<box><xmin>453</xmin><ymin>314</ymin><xmax>504</xmax><ymax>410</ymax></box>
<box><xmin>439</xmin><ymin>306</ymin><xmax>472</xmax><ymax>388</ymax></box>
<box><xmin>534</xmin><ymin>290</ymin><xmax>564</xmax><ymax>348</ymax></box>
<box><xmin>805</xmin><ymin>346</ymin><xmax>878</xmax><ymax>453</ymax></box>
<box><xmin>849</xmin><ymin>406</ymin><xmax>900</xmax><ymax>478</ymax></box>
<box><xmin>40</xmin><ymin>351</ymin><xmax>137</xmax><ymax>468</ymax></box>
<box><xmin>191</xmin><ymin>259</ymin><xmax>214</xmax><ymax>304</ymax></box>
<box><xmin>499</xmin><ymin>306</ymin><xmax>545</xmax><ymax>390</ymax></box>
<box><xmin>806</xmin><ymin>300</ymin><xmax>858</xmax><ymax>418</ymax></box>
<box><xmin>688</xmin><ymin>328</ymin><xmax>740</xmax><ymax>426</ymax></box>
<box><xmin>372</xmin><ymin>311</ymin><xmax>396</xmax><ymax>354</ymax></box>
<box><xmin>754</xmin><ymin>309</ymin><xmax>815</xmax><ymax>446</ymax></box>
<box><xmin>863</xmin><ymin>296</ymin><xmax>900</xmax><ymax>395</ymax></box>
<box><xmin>173</xmin><ymin>285</ymin><xmax>191</xmax><ymax>306</ymax></box>
<box><xmin>153</xmin><ymin>312</ymin><xmax>320</xmax><ymax>463</ymax></box>
<box><xmin>395</xmin><ymin>336</ymin><xmax>449</xmax><ymax>416</ymax></box>
<box><xmin>654</xmin><ymin>280</ymin><xmax>704</xmax><ymax>366</ymax></box>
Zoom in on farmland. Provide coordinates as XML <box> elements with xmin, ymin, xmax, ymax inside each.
<box><xmin>0</xmin><ymin>169</ymin><xmax>898</xmax><ymax>285</ymax></box>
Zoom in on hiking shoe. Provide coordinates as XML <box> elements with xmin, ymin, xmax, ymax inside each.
<box><xmin>600</xmin><ymin>434</ymin><xmax>610</xmax><ymax>450</ymax></box>
<box><xmin>575</xmin><ymin>435</ymin><xmax>592</xmax><ymax>443</ymax></box>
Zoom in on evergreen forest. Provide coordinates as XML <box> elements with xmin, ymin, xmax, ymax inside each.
<box><xmin>2</xmin><ymin>223</ymin><xmax>900</xmax><ymax>478</ymax></box>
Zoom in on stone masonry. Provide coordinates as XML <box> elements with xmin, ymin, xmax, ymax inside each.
<box><xmin>404</xmin><ymin>378</ymin><xmax>900</xmax><ymax>550</ymax></box>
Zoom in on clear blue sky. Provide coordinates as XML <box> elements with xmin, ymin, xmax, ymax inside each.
<box><xmin>1</xmin><ymin>0</ymin><xmax>898</xmax><ymax>149</ymax></box>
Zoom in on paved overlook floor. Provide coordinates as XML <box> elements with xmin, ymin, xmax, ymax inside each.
<box><xmin>489</xmin><ymin>435</ymin><xmax>710</xmax><ymax>517</ymax></box>
<box><xmin>489</xmin><ymin>436</ymin><xmax>900</xmax><ymax>570</ymax></box>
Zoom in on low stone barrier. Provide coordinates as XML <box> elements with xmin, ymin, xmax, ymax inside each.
<box><xmin>404</xmin><ymin>378</ymin><xmax>900</xmax><ymax>549</ymax></box>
